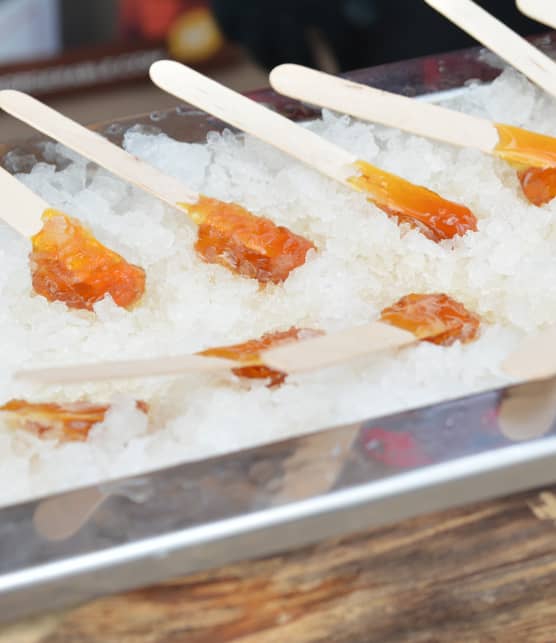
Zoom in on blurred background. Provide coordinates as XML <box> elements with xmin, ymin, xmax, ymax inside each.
<box><xmin>0</xmin><ymin>0</ymin><xmax>546</xmax><ymax>140</ymax></box>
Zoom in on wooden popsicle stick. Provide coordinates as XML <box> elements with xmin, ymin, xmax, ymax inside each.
<box><xmin>34</xmin><ymin>487</ymin><xmax>107</xmax><ymax>541</ymax></box>
<box><xmin>16</xmin><ymin>354</ymin><xmax>239</xmax><ymax>385</ymax></box>
<box><xmin>271</xmin><ymin>64</ymin><xmax>556</xmax><ymax>177</ymax></box>
<box><xmin>34</xmin><ymin>481</ymin><xmax>149</xmax><ymax>541</ymax></box>
<box><xmin>497</xmin><ymin>378</ymin><xmax>556</xmax><ymax>442</ymax></box>
<box><xmin>261</xmin><ymin>322</ymin><xmax>416</xmax><ymax>373</ymax></box>
<box><xmin>150</xmin><ymin>60</ymin><xmax>482</xmax><ymax>243</ymax></box>
<box><xmin>516</xmin><ymin>0</ymin><xmax>556</xmax><ymax>30</ymax></box>
<box><xmin>424</xmin><ymin>0</ymin><xmax>556</xmax><ymax>99</ymax></box>
<box><xmin>502</xmin><ymin>326</ymin><xmax>556</xmax><ymax>382</ymax></box>
<box><xmin>149</xmin><ymin>60</ymin><xmax>357</xmax><ymax>185</ymax></box>
<box><xmin>269</xmin><ymin>64</ymin><xmax>499</xmax><ymax>153</ymax></box>
<box><xmin>0</xmin><ymin>165</ymin><xmax>48</xmax><ymax>237</ymax></box>
<box><xmin>16</xmin><ymin>322</ymin><xmax>417</xmax><ymax>385</ymax></box>
<box><xmin>0</xmin><ymin>90</ymin><xmax>199</xmax><ymax>214</ymax></box>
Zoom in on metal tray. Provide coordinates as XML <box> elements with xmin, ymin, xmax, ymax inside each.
<box><xmin>2</xmin><ymin>36</ymin><xmax>556</xmax><ymax>623</ymax></box>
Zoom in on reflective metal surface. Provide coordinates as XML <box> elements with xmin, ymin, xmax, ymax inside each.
<box><xmin>2</xmin><ymin>35</ymin><xmax>556</xmax><ymax>622</ymax></box>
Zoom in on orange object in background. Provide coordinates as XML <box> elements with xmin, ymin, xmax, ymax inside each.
<box><xmin>120</xmin><ymin>0</ymin><xmax>186</xmax><ymax>40</ymax></box>
<box><xmin>167</xmin><ymin>7</ymin><xmax>224</xmax><ymax>62</ymax></box>
<box><xmin>119</xmin><ymin>0</ymin><xmax>224</xmax><ymax>63</ymax></box>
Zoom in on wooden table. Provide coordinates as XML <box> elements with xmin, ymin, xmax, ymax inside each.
<box><xmin>3</xmin><ymin>485</ymin><xmax>556</xmax><ymax>642</ymax></box>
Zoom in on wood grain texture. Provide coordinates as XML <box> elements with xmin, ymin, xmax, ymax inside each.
<box><xmin>4</xmin><ymin>486</ymin><xmax>556</xmax><ymax>643</ymax></box>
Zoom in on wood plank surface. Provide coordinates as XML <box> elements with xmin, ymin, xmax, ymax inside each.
<box><xmin>4</xmin><ymin>486</ymin><xmax>556</xmax><ymax>643</ymax></box>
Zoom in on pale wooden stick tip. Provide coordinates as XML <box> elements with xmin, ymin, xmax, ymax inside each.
<box><xmin>501</xmin><ymin>327</ymin><xmax>556</xmax><ymax>382</ymax></box>
<box><xmin>149</xmin><ymin>59</ymin><xmax>186</xmax><ymax>84</ymax></box>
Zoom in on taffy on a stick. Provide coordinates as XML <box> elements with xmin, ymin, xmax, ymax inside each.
<box><xmin>270</xmin><ymin>64</ymin><xmax>556</xmax><ymax>207</ymax></box>
<box><xmin>149</xmin><ymin>60</ymin><xmax>477</xmax><ymax>243</ymax></box>
<box><xmin>0</xmin><ymin>166</ymin><xmax>145</xmax><ymax>310</ymax></box>
<box><xmin>17</xmin><ymin>294</ymin><xmax>480</xmax><ymax>385</ymax></box>
<box><xmin>0</xmin><ymin>90</ymin><xmax>314</xmax><ymax>284</ymax></box>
